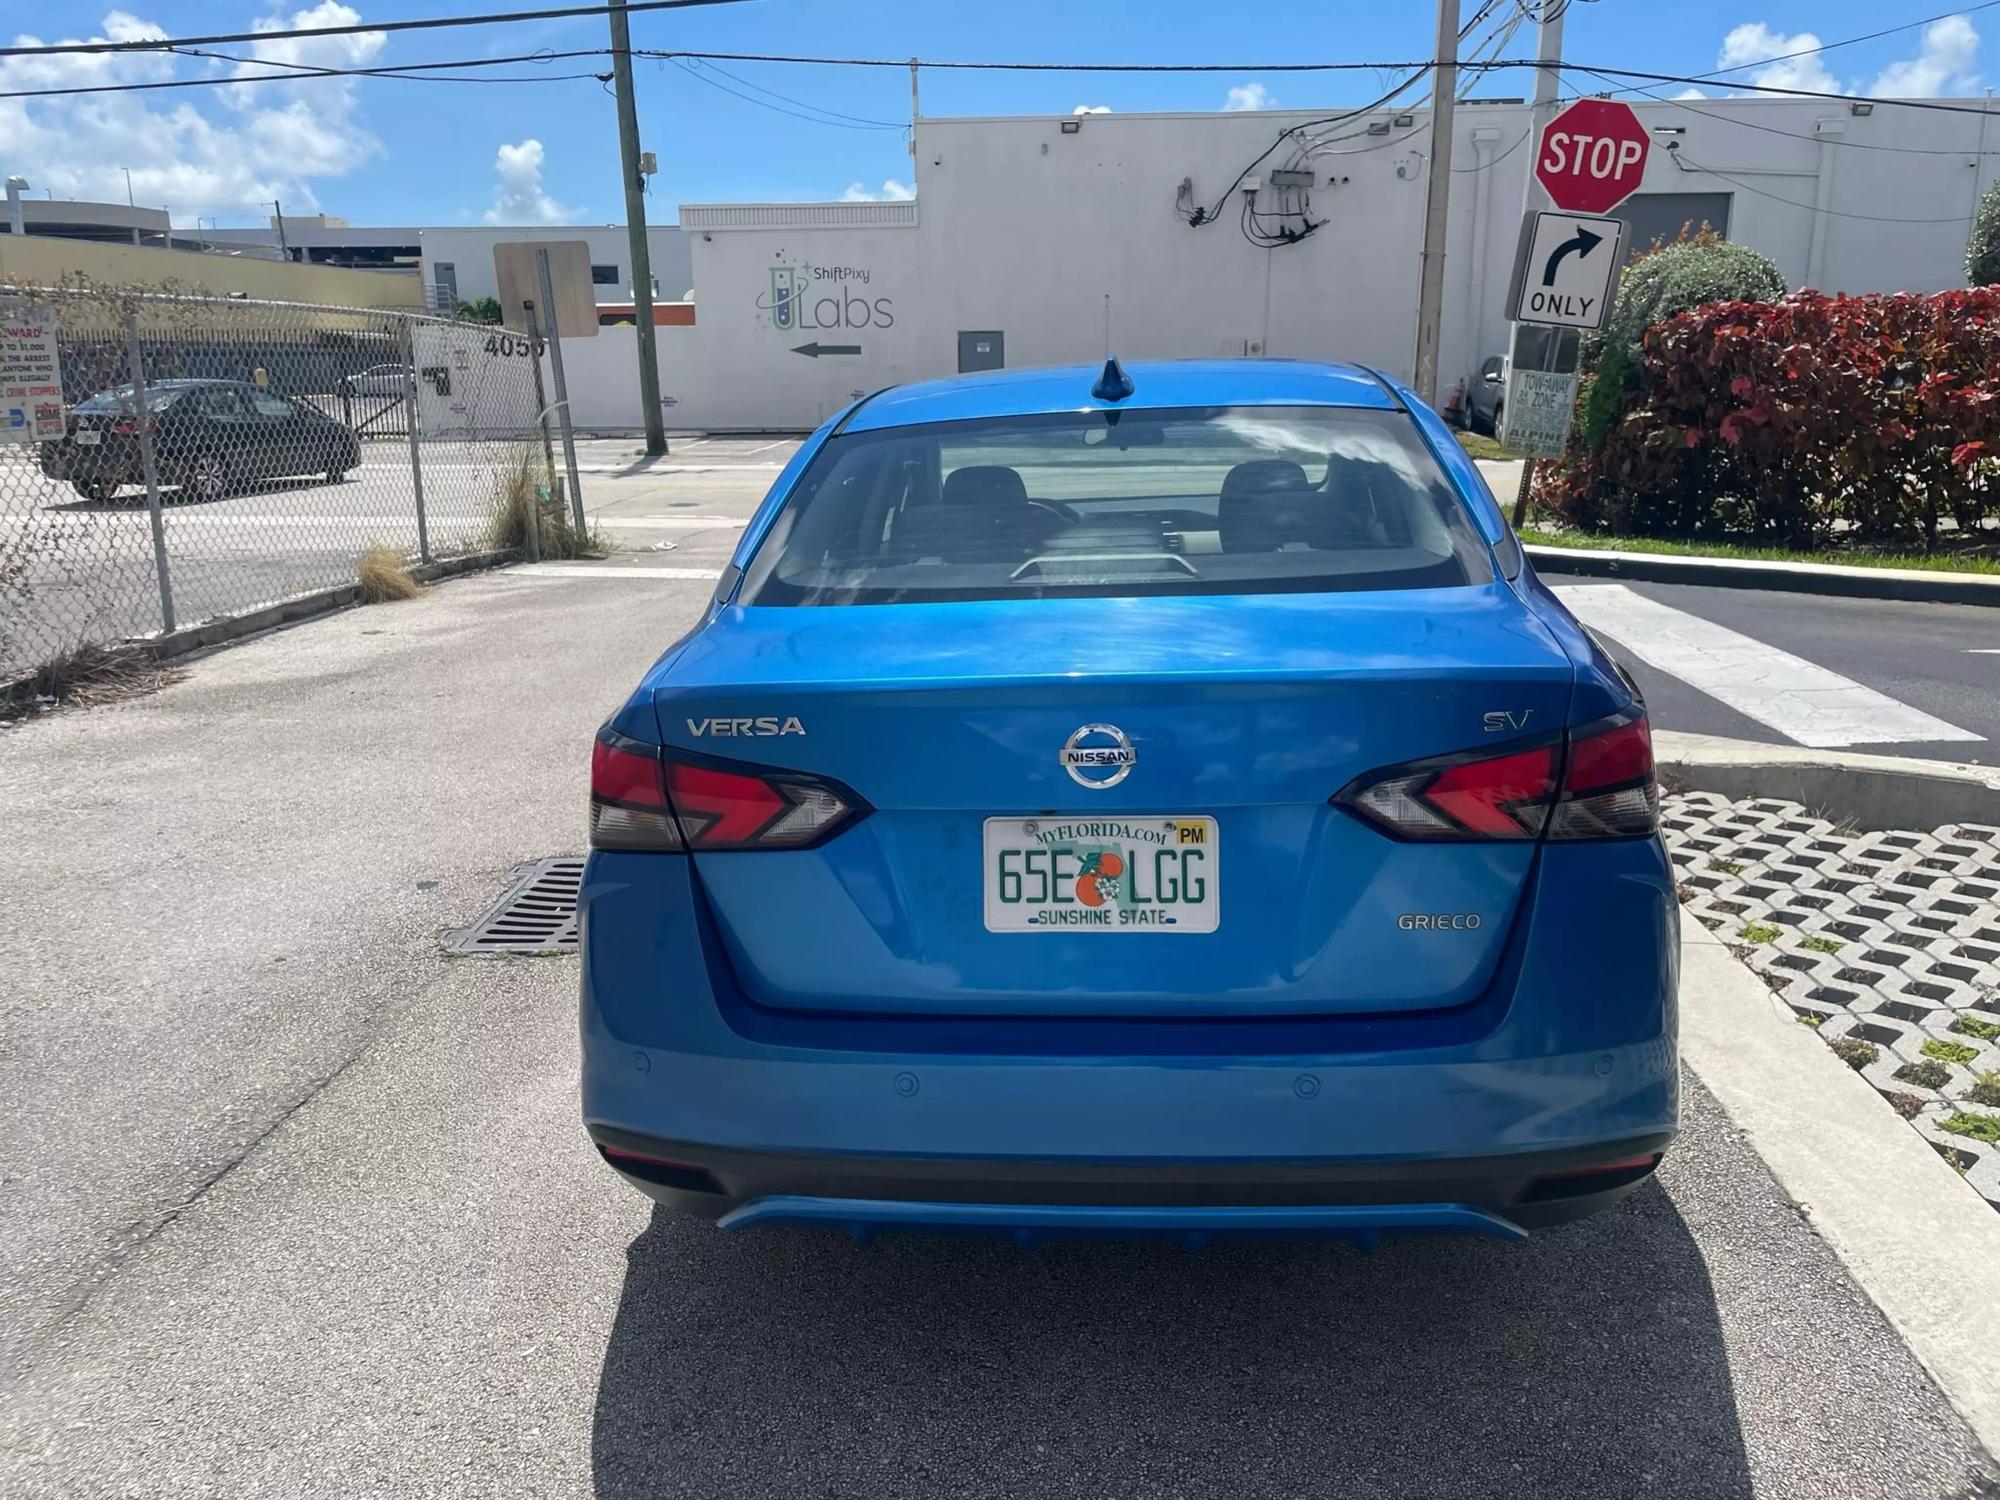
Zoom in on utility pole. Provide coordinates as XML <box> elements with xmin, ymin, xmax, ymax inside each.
<box><xmin>1520</xmin><ymin>1</ymin><xmax>1566</xmax><ymax>221</ymax></box>
<box><xmin>1509</xmin><ymin>0</ymin><xmax>1567</xmax><ymax>527</ymax></box>
<box><xmin>272</xmin><ymin>200</ymin><xmax>289</xmax><ymax>259</ymax></box>
<box><xmin>909</xmin><ymin>59</ymin><xmax>919</xmax><ymax>160</ymax></box>
<box><xmin>608</xmin><ymin>0</ymin><xmax>668</xmax><ymax>457</ymax></box>
<box><xmin>1410</xmin><ymin>0</ymin><xmax>1460</xmax><ymax>407</ymax></box>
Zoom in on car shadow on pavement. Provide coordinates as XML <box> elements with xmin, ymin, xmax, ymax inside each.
<box><xmin>590</xmin><ymin>1178</ymin><xmax>1751</xmax><ymax>1499</ymax></box>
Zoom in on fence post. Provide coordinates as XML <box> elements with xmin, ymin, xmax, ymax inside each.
<box><xmin>400</xmin><ymin>319</ymin><xmax>431</xmax><ymax>562</ymax></box>
<box><xmin>534</xmin><ymin>247</ymin><xmax>588</xmax><ymax>535</ymax></box>
<box><xmin>124</xmin><ymin>312</ymin><xmax>176</xmax><ymax>635</ymax></box>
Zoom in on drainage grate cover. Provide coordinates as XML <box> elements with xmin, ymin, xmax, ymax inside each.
<box><xmin>445</xmin><ymin>856</ymin><xmax>584</xmax><ymax>955</ymax></box>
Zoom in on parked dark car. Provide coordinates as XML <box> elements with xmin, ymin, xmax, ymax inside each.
<box><xmin>38</xmin><ymin>378</ymin><xmax>363</xmax><ymax>502</ymax></box>
<box><xmin>1466</xmin><ymin>354</ymin><xmax>1507</xmax><ymax>435</ymax></box>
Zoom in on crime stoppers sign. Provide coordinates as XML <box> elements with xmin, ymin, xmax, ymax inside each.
<box><xmin>1535</xmin><ymin>98</ymin><xmax>1650</xmax><ymax>215</ymax></box>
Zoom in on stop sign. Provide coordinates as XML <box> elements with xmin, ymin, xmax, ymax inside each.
<box><xmin>1535</xmin><ymin>98</ymin><xmax>1650</xmax><ymax>215</ymax></box>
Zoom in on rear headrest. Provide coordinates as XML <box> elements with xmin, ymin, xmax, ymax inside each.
<box><xmin>1219</xmin><ymin>459</ymin><xmax>1311</xmax><ymax>500</ymax></box>
<box><xmin>942</xmin><ymin>465</ymin><xmax>1029</xmax><ymax>508</ymax></box>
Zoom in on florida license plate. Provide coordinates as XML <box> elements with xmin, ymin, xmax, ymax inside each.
<box><xmin>73</xmin><ymin>430</ymin><xmax>103</xmax><ymax>446</ymax></box>
<box><xmin>982</xmin><ymin>816</ymin><xmax>1218</xmax><ymax>933</ymax></box>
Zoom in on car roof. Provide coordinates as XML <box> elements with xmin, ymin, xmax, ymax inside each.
<box><xmin>842</xmin><ymin>358</ymin><xmax>1399</xmax><ymax>433</ymax></box>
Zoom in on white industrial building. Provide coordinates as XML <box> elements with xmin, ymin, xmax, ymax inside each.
<box><xmin>542</xmin><ymin>92</ymin><xmax>1996</xmax><ymax>432</ymax></box>
<box><xmin>201</xmin><ymin>217</ymin><xmax>694</xmax><ymax>311</ymax></box>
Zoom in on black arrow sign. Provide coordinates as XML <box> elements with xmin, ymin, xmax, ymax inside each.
<box><xmin>791</xmin><ymin>341</ymin><xmax>862</xmax><ymax>358</ymax></box>
<box><xmin>1541</xmin><ymin>224</ymin><xmax>1604</xmax><ymax>286</ymax></box>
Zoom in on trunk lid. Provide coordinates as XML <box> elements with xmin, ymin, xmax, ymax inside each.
<box><xmin>652</xmin><ymin>585</ymin><xmax>1575</xmax><ymax>1017</ymax></box>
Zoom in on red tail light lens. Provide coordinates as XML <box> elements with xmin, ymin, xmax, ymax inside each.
<box><xmin>1336</xmin><ymin>708</ymin><xmax>1657</xmax><ymax>842</ymax></box>
<box><xmin>1339</xmin><ymin>739</ymin><xmax>1560</xmax><ymax>841</ymax></box>
<box><xmin>589</xmin><ymin>728</ymin><xmax>867</xmax><ymax>852</ymax></box>
<box><xmin>664</xmin><ymin>761</ymin><xmax>860</xmax><ymax>849</ymax></box>
<box><xmin>590</xmin><ymin>731</ymin><xmax>682</xmax><ymax>851</ymax></box>
<box><xmin>1548</xmin><ymin>711</ymin><xmax>1658</xmax><ymax>839</ymax></box>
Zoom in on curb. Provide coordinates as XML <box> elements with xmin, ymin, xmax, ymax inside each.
<box><xmin>146</xmin><ymin>548</ymin><xmax>521</xmax><ymax>663</ymax></box>
<box><xmin>1677</xmin><ymin>929</ymin><xmax>2000</xmax><ymax>1457</ymax></box>
<box><xmin>1527</xmin><ymin>542</ymin><xmax>2000</xmax><ymax>608</ymax></box>
<box><xmin>1655</xmin><ymin>731</ymin><xmax>2000</xmax><ymax>833</ymax></box>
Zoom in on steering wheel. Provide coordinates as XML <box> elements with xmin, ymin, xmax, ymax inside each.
<box><xmin>1026</xmin><ymin>499</ymin><xmax>1083</xmax><ymax>525</ymax></box>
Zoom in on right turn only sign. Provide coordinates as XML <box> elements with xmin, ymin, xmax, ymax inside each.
<box><xmin>1508</xmin><ymin>210</ymin><xmax>1627</xmax><ymax>331</ymax></box>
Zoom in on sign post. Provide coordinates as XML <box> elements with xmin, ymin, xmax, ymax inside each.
<box><xmin>1504</xmin><ymin>98</ymin><xmax>1650</xmax><ymax>524</ymax></box>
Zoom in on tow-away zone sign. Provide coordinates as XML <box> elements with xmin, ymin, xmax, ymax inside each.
<box><xmin>1507</xmin><ymin>211</ymin><xmax>1626</xmax><ymax>331</ymax></box>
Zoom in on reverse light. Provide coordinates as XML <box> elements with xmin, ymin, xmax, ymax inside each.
<box><xmin>589</xmin><ymin>728</ymin><xmax>867</xmax><ymax>852</ymax></box>
<box><xmin>1336</xmin><ymin>708</ymin><xmax>1657</xmax><ymax>842</ymax></box>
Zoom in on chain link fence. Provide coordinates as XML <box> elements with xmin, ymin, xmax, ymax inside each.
<box><xmin>0</xmin><ymin>282</ymin><xmax>575</xmax><ymax>679</ymax></box>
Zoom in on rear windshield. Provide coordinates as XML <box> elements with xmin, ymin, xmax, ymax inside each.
<box><xmin>738</xmin><ymin>404</ymin><xmax>1494</xmax><ymax>605</ymax></box>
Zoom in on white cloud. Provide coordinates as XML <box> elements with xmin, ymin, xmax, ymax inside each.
<box><xmin>484</xmin><ymin>138</ymin><xmax>573</xmax><ymax>224</ymax></box>
<box><xmin>839</xmin><ymin>178</ymin><xmax>915</xmax><ymax>202</ymax></box>
<box><xmin>1072</xmin><ymin>104</ymin><xmax>1111</xmax><ymax>115</ymax></box>
<box><xmin>1707</xmin><ymin>17</ymin><xmax>1984</xmax><ymax>102</ymax></box>
<box><xmin>0</xmin><ymin>6</ymin><xmax>385</xmax><ymax>222</ymax></box>
<box><xmin>1870</xmin><ymin>15</ymin><xmax>1980</xmax><ymax>97</ymax></box>
<box><xmin>1673</xmin><ymin>87</ymin><xmax>1709</xmax><ymax>101</ymax></box>
<box><xmin>1223</xmin><ymin>82</ymin><xmax>1275</xmax><ymax>112</ymax></box>
<box><xmin>1716</xmin><ymin>23</ymin><xmax>1844</xmax><ymax>95</ymax></box>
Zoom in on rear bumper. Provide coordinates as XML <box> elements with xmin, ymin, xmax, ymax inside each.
<box><xmin>579</xmin><ymin>836</ymin><xmax>1681</xmax><ymax>1236</ymax></box>
<box><xmin>588</xmin><ymin>1125</ymin><xmax>1670</xmax><ymax>1236</ymax></box>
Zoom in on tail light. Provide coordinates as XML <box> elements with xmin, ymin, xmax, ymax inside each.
<box><xmin>589</xmin><ymin>728</ymin><xmax>868</xmax><ymax>852</ymax></box>
<box><xmin>1336</xmin><ymin>708</ymin><xmax>1657</xmax><ymax>842</ymax></box>
<box><xmin>1547</xmin><ymin>711</ymin><xmax>1657</xmax><ymax>840</ymax></box>
<box><xmin>107</xmin><ymin>416</ymin><xmax>156</xmax><ymax>437</ymax></box>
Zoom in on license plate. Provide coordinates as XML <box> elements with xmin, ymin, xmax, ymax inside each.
<box><xmin>982</xmin><ymin>816</ymin><xmax>1218</xmax><ymax>933</ymax></box>
<box><xmin>73</xmin><ymin>429</ymin><xmax>102</xmax><ymax>446</ymax></box>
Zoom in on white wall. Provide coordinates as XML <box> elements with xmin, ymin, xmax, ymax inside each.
<box><xmin>553</xmin><ymin>96</ymin><xmax>1991</xmax><ymax>431</ymax></box>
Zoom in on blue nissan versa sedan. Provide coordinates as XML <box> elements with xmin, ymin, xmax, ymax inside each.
<box><xmin>579</xmin><ymin>358</ymin><xmax>1677</xmax><ymax>1244</ymax></box>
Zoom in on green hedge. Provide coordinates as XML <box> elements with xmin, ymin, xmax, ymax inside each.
<box><xmin>1969</xmin><ymin>181</ymin><xmax>2000</xmax><ymax>287</ymax></box>
<box><xmin>1592</xmin><ymin>238</ymin><xmax>1788</xmax><ymax>363</ymax></box>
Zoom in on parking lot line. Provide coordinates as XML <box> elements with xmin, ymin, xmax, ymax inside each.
<box><xmin>1553</xmin><ymin>583</ymin><xmax>1984</xmax><ymax>748</ymax></box>
<box><xmin>514</xmin><ymin>564</ymin><xmax>724</xmax><ymax>579</ymax></box>
<box><xmin>593</xmin><ymin>516</ymin><xmax>747</xmax><ymax>528</ymax></box>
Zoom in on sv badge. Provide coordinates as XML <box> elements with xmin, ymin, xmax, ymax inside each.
<box><xmin>1482</xmin><ymin>710</ymin><xmax>1533</xmax><ymax>734</ymax></box>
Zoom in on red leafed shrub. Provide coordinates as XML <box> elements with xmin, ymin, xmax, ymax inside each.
<box><xmin>1546</xmin><ymin>288</ymin><xmax>2000</xmax><ymax>548</ymax></box>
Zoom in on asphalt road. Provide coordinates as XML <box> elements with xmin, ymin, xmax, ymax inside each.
<box><xmin>4</xmin><ymin>509</ymin><xmax>1996</xmax><ymax>1495</ymax></box>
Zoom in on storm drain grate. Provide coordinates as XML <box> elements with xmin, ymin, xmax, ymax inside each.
<box><xmin>444</xmin><ymin>857</ymin><xmax>584</xmax><ymax>955</ymax></box>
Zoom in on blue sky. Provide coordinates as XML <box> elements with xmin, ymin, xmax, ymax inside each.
<box><xmin>0</xmin><ymin>1</ymin><xmax>1988</xmax><ymax>228</ymax></box>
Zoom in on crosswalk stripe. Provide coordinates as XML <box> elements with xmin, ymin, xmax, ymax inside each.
<box><xmin>1552</xmin><ymin>583</ymin><xmax>1984</xmax><ymax>748</ymax></box>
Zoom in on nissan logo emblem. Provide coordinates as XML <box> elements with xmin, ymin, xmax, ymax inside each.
<box><xmin>1060</xmin><ymin>723</ymin><xmax>1136</xmax><ymax>790</ymax></box>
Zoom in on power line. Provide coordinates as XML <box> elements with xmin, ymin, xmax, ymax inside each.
<box><xmin>0</xmin><ymin>0</ymin><xmax>746</xmax><ymax>59</ymax></box>
<box><xmin>1556</xmin><ymin>61</ymin><xmax>2000</xmax><ymax>117</ymax></box>
<box><xmin>0</xmin><ymin>49</ymin><xmax>614</xmax><ymax>100</ymax></box>
<box><xmin>1661</xmin><ymin>0</ymin><xmax>2000</xmax><ymax>89</ymax></box>
<box><xmin>664</xmin><ymin>57</ymin><xmax>905</xmax><ymax>129</ymax></box>
<box><xmin>1566</xmin><ymin>61</ymin><xmax>2000</xmax><ymax>154</ymax></box>
<box><xmin>1672</xmin><ymin>151</ymin><xmax>1976</xmax><ymax>222</ymax></box>
<box><xmin>10</xmin><ymin>42</ymin><xmax>2000</xmax><ymax>126</ymax></box>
